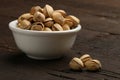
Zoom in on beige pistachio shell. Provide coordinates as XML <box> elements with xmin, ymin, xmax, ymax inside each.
<box><xmin>33</xmin><ymin>12</ymin><xmax>45</xmax><ymax>22</ymax></box>
<box><xmin>66</xmin><ymin>15</ymin><xmax>80</xmax><ymax>26</ymax></box>
<box><xmin>84</xmin><ymin>59</ymin><xmax>101</xmax><ymax>71</ymax></box>
<box><xmin>18</xmin><ymin>13</ymin><xmax>33</xmax><ymax>22</ymax></box>
<box><xmin>52</xmin><ymin>23</ymin><xmax>63</xmax><ymax>31</ymax></box>
<box><xmin>64</xmin><ymin>18</ymin><xmax>74</xmax><ymax>27</ymax></box>
<box><xmin>18</xmin><ymin>20</ymin><xmax>31</xmax><ymax>29</ymax></box>
<box><xmin>55</xmin><ymin>10</ymin><xmax>67</xmax><ymax>17</ymax></box>
<box><xmin>52</xmin><ymin>11</ymin><xmax>65</xmax><ymax>25</ymax></box>
<box><xmin>44</xmin><ymin>18</ymin><xmax>54</xmax><ymax>27</ymax></box>
<box><xmin>92</xmin><ymin>59</ymin><xmax>102</xmax><ymax>68</ymax></box>
<box><xmin>31</xmin><ymin>22</ymin><xmax>44</xmax><ymax>31</ymax></box>
<box><xmin>33</xmin><ymin>22</ymin><xmax>44</xmax><ymax>27</ymax></box>
<box><xmin>80</xmin><ymin>54</ymin><xmax>92</xmax><ymax>63</ymax></box>
<box><xmin>31</xmin><ymin>25</ymin><xmax>43</xmax><ymax>31</ymax></box>
<box><xmin>44</xmin><ymin>27</ymin><xmax>52</xmax><ymax>31</ymax></box>
<box><xmin>62</xmin><ymin>24</ymin><xmax>70</xmax><ymax>30</ymax></box>
<box><xmin>69</xmin><ymin>57</ymin><xmax>84</xmax><ymax>70</ymax></box>
<box><xmin>43</xmin><ymin>4</ymin><xmax>54</xmax><ymax>17</ymax></box>
<box><xmin>30</xmin><ymin>6</ymin><xmax>43</xmax><ymax>15</ymax></box>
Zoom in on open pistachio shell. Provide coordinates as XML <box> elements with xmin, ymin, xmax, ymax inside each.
<box><xmin>18</xmin><ymin>13</ymin><xmax>33</xmax><ymax>23</ymax></box>
<box><xmin>69</xmin><ymin>57</ymin><xmax>84</xmax><ymax>70</ymax></box>
<box><xmin>52</xmin><ymin>23</ymin><xmax>63</xmax><ymax>31</ymax></box>
<box><xmin>52</xmin><ymin>11</ymin><xmax>65</xmax><ymax>25</ymax></box>
<box><xmin>30</xmin><ymin>6</ymin><xmax>43</xmax><ymax>15</ymax></box>
<box><xmin>84</xmin><ymin>59</ymin><xmax>101</xmax><ymax>71</ymax></box>
<box><xmin>33</xmin><ymin>12</ymin><xmax>45</xmax><ymax>22</ymax></box>
<box><xmin>33</xmin><ymin>22</ymin><xmax>44</xmax><ymax>27</ymax></box>
<box><xmin>80</xmin><ymin>54</ymin><xmax>92</xmax><ymax>63</ymax></box>
<box><xmin>66</xmin><ymin>15</ymin><xmax>80</xmax><ymax>26</ymax></box>
<box><xmin>18</xmin><ymin>20</ymin><xmax>31</xmax><ymax>29</ymax></box>
<box><xmin>44</xmin><ymin>18</ymin><xmax>54</xmax><ymax>27</ymax></box>
<box><xmin>64</xmin><ymin>18</ymin><xmax>74</xmax><ymax>27</ymax></box>
<box><xmin>31</xmin><ymin>22</ymin><xmax>44</xmax><ymax>31</ymax></box>
<box><xmin>31</xmin><ymin>25</ymin><xmax>43</xmax><ymax>31</ymax></box>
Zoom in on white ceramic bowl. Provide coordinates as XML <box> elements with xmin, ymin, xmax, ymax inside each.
<box><xmin>9</xmin><ymin>20</ymin><xmax>81</xmax><ymax>59</ymax></box>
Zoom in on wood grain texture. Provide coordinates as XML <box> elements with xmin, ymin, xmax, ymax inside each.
<box><xmin>0</xmin><ymin>0</ymin><xmax>120</xmax><ymax>80</ymax></box>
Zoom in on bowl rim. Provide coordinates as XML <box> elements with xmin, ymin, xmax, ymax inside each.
<box><xmin>9</xmin><ymin>20</ymin><xmax>81</xmax><ymax>34</ymax></box>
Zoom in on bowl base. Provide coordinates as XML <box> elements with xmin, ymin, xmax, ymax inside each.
<box><xmin>27</xmin><ymin>54</ymin><xmax>64</xmax><ymax>60</ymax></box>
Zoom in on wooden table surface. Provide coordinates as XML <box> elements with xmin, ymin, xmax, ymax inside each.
<box><xmin>0</xmin><ymin>0</ymin><xmax>120</xmax><ymax>80</ymax></box>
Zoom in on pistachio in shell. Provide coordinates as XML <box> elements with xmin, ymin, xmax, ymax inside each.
<box><xmin>44</xmin><ymin>27</ymin><xmax>52</xmax><ymax>31</ymax></box>
<box><xmin>18</xmin><ymin>19</ymin><xmax>31</xmax><ymax>29</ymax></box>
<box><xmin>43</xmin><ymin>4</ymin><xmax>54</xmax><ymax>17</ymax></box>
<box><xmin>44</xmin><ymin>18</ymin><xmax>54</xmax><ymax>27</ymax></box>
<box><xmin>18</xmin><ymin>13</ymin><xmax>33</xmax><ymax>23</ymax></box>
<box><xmin>31</xmin><ymin>22</ymin><xmax>44</xmax><ymax>31</ymax></box>
<box><xmin>52</xmin><ymin>11</ymin><xmax>65</xmax><ymax>25</ymax></box>
<box><xmin>66</xmin><ymin>15</ymin><xmax>80</xmax><ymax>26</ymax></box>
<box><xmin>80</xmin><ymin>54</ymin><xmax>92</xmax><ymax>63</ymax></box>
<box><xmin>62</xmin><ymin>24</ymin><xmax>70</xmax><ymax>30</ymax></box>
<box><xmin>52</xmin><ymin>23</ymin><xmax>63</xmax><ymax>31</ymax></box>
<box><xmin>55</xmin><ymin>9</ymin><xmax>67</xmax><ymax>17</ymax></box>
<box><xmin>84</xmin><ymin>59</ymin><xmax>102</xmax><ymax>71</ymax></box>
<box><xmin>69</xmin><ymin>57</ymin><xmax>84</xmax><ymax>70</ymax></box>
<box><xmin>30</xmin><ymin>6</ymin><xmax>43</xmax><ymax>15</ymax></box>
<box><xmin>33</xmin><ymin>12</ymin><xmax>45</xmax><ymax>22</ymax></box>
<box><xmin>64</xmin><ymin>18</ymin><xmax>74</xmax><ymax>27</ymax></box>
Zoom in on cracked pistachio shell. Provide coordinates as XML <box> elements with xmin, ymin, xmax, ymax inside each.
<box><xmin>18</xmin><ymin>13</ymin><xmax>33</xmax><ymax>22</ymax></box>
<box><xmin>52</xmin><ymin>11</ymin><xmax>65</xmax><ymax>25</ymax></box>
<box><xmin>80</xmin><ymin>54</ymin><xmax>92</xmax><ymax>63</ymax></box>
<box><xmin>52</xmin><ymin>23</ymin><xmax>63</xmax><ymax>31</ymax></box>
<box><xmin>33</xmin><ymin>12</ymin><xmax>45</xmax><ymax>22</ymax></box>
<box><xmin>31</xmin><ymin>25</ymin><xmax>43</xmax><ymax>31</ymax></box>
<box><xmin>69</xmin><ymin>57</ymin><xmax>84</xmax><ymax>70</ymax></box>
<box><xmin>64</xmin><ymin>18</ymin><xmax>74</xmax><ymax>27</ymax></box>
<box><xmin>43</xmin><ymin>4</ymin><xmax>54</xmax><ymax>17</ymax></box>
<box><xmin>44</xmin><ymin>18</ymin><xmax>54</xmax><ymax>27</ymax></box>
<box><xmin>44</xmin><ymin>27</ymin><xmax>52</xmax><ymax>31</ymax></box>
<box><xmin>55</xmin><ymin>10</ymin><xmax>67</xmax><ymax>17</ymax></box>
<box><xmin>66</xmin><ymin>15</ymin><xmax>80</xmax><ymax>26</ymax></box>
<box><xmin>84</xmin><ymin>59</ymin><xmax>101</xmax><ymax>71</ymax></box>
<box><xmin>18</xmin><ymin>20</ymin><xmax>31</xmax><ymax>29</ymax></box>
<box><xmin>30</xmin><ymin>6</ymin><xmax>43</xmax><ymax>15</ymax></box>
<box><xmin>62</xmin><ymin>24</ymin><xmax>70</xmax><ymax>30</ymax></box>
<box><xmin>31</xmin><ymin>22</ymin><xmax>44</xmax><ymax>31</ymax></box>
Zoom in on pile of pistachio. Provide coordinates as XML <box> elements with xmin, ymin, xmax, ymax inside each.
<box><xmin>69</xmin><ymin>54</ymin><xmax>102</xmax><ymax>71</ymax></box>
<box><xmin>17</xmin><ymin>4</ymin><xmax>80</xmax><ymax>31</ymax></box>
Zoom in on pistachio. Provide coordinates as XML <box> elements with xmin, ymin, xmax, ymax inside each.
<box><xmin>62</xmin><ymin>24</ymin><xmax>70</xmax><ymax>30</ymax></box>
<box><xmin>64</xmin><ymin>18</ymin><xmax>74</xmax><ymax>27</ymax></box>
<box><xmin>43</xmin><ymin>4</ymin><xmax>54</xmax><ymax>17</ymax></box>
<box><xmin>30</xmin><ymin>6</ymin><xmax>43</xmax><ymax>15</ymax></box>
<box><xmin>33</xmin><ymin>12</ymin><xmax>45</xmax><ymax>22</ymax></box>
<box><xmin>80</xmin><ymin>54</ymin><xmax>92</xmax><ymax>63</ymax></box>
<box><xmin>84</xmin><ymin>59</ymin><xmax>101</xmax><ymax>71</ymax></box>
<box><xmin>44</xmin><ymin>27</ymin><xmax>52</xmax><ymax>31</ymax></box>
<box><xmin>17</xmin><ymin>4</ymin><xmax>80</xmax><ymax>31</ymax></box>
<box><xmin>69</xmin><ymin>57</ymin><xmax>84</xmax><ymax>70</ymax></box>
<box><xmin>18</xmin><ymin>13</ymin><xmax>33</xmax><ymax>22</ymax></box>
<box><xmin>18</xmin><ymin>20</ymin><xmax>31</xmax><ymax>29</ymax></box>
<box><xmin>44</xmin><ymin>18</ymin><xmax>54</xmax><ymax>27</ymax></box>
<box><xmin>55</xmin><ymin>10</ymin><xmax>67</xmax><ymax>17</ymax></box>
<box><xmin>52</xmin><ymin>11</ymin><xmax>65</xmax><ymax>25</ymax></box>
<box><xmin>52</xmin><ymin>23</ymin><xmax>63</xmax><ymax>31</ymax></box>
<box><xmin>31</xmin><ymin>22</ymin><xmax>44</xmax><ymax>31</ymax></box>
<box><xmin>66</xmin><ymin>15</ymin><xmax>80</xmax><ymax>26</ymax></box>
